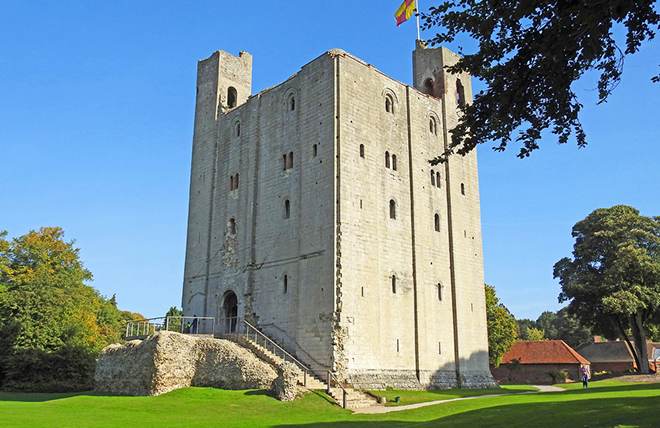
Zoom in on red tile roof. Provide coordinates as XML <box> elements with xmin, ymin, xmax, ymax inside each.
<box><xmin>501</xmin><ymin>340</ymin><xmax>590</xmax><ymax>365</ymax></box>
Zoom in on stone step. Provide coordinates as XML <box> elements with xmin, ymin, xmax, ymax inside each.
<box><xmin>326</xmin><ymin>387</ymin><xmax>379</xmax><ymax>409</ymax></box>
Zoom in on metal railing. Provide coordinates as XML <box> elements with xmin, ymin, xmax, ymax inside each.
<box><xmin>327</xmin><ymin>371</ymin><xmax>348</xmax><ymax>409</ymax></box>
<box><xmin>243</xmin><ymin>320</ymin><xmax>309</xmax><ymax>386</ymax></box>
<box><xmin>125</xmin><ymin>316</ymin><xmax>215</xmax><ymax>339</ymax></box>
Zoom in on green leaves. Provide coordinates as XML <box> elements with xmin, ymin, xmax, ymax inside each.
<box><xmin>554</xmin><ymin>205</ymin><xmax>660</xmax><ymax>372</ymax></box>
<box><xmin>485</xmin><ymin>284</ymin><xmax>517</xmax><ymax>367</ymax></box>
<box><xmin>0</xmin><ymin>227</ymin><xmax>136</xmax><ymax>391</ymax></box>
<box><xmin>424</xmin><ymin>0</ymin><xmax>660</xmax><ymax>162</ymax></box>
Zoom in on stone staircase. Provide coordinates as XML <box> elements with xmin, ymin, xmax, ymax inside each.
<box><xmin>231</xmin><ymin>329</ymin><xmax>380</xmax><ymax>410</ymax></box>
<box><xmin>327</xmin><ymin>386</ymin><xmax>380</xmax><ymax>409</ymax></box>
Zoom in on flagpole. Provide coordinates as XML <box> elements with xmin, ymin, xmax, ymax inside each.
<box><xmin>416</xmin><ymin>0</ymin><xmax>421</xmax><ymax>40</ymax></box>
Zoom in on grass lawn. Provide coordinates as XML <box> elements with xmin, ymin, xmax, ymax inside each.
<box><xmin>0</xmin><ymin>381</ymin><xmax>658</xmax><ymax>427</ymax></box>
<box><xmin>366</xmin><ymin>384</ymin><xmax>537</xmax><ymax>406</ymax></box>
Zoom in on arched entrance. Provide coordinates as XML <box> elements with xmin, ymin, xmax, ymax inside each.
<box><xmin>221</xmin><ymin>291</ymin><xmax>238</xmax><ymax>334</ymax></box>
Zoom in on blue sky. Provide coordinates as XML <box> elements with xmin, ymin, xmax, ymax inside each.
<box><xmin>1</xmin><ymin>1</ymin><xmax>658</xmax><ymax>321</ymax></box>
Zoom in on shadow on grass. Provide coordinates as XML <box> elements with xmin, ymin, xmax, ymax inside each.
<box><xmin>273</xmin><ymin>394</ymin><xmax>660</xmax><ymax>428</ymax></box>
<box><xmin>0</xmin><ymin>391</ymin><xmax>95</xmax><ymax>402</ymax></box>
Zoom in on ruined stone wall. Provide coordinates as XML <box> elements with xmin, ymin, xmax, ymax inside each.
<box><xmin>94</xmin><ymin>331</ymin><xmax>299</xmax><ymax>399</ymax></box>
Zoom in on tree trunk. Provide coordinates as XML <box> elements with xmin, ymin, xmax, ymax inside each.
<box><xmin>617</xmin><ymin>316</ymin><xmax>641</xmax><ymax>370</ymax></box>
<box><xmin>630</xmin><ymin>311</ymin><xmax>650</xmax><ymax>374</ymax></box>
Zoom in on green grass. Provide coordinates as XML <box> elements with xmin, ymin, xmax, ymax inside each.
<box><xmin>366</xmin><ymin>384</ymin><xmax>537</xmax><ymax>406</ymax></box>
<box><xmin>0</xmin><ymin>381</ymin><xmax>659</xmax><ymax>427</ymax></box>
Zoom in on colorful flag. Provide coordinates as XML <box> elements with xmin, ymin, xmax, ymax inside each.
<box><xmin>395</xmin><ymin>0</ymin><xmax>416</xmax><ymax>26</ymax></box>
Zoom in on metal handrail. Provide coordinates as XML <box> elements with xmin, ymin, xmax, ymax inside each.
<box><xmin>327</xmin><ymin>371</ymin><xmax>348</xmax><ymax>409</ymax></box>
<box><xmin>125</xmin><ymin>316</ymin><xmax>215</xmax><ymax>339</ymax></box>
<box><xmin>243</xmin><ymin>320</ymin><xmax>309</xmax><ymax>386</ymax></box>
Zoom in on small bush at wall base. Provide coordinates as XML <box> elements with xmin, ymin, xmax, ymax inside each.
<box><xmin>546</xmin><ymin>370</ymin><xmax>569</xmax><ymax>383</ymax></box>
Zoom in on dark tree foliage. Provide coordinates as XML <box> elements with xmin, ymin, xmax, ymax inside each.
<box><xmin>554</xmin><ymin>206</ymin><xmax>660</xmax><ymax>373</ymax></box>
<box><xmin>423</xmin><ymin>0</ymin><xmax>660</xmax><ymax>162</ymax></box>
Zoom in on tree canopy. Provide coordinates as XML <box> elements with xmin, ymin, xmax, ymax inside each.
<box><xmin>0</xmin><ymin>227</ymin><xmax>140</xmax><ymax>391</ymax></box>
<box><xmin>554</xmin><ymin>205</ymin><xmax>660</xmax><ymax>373</ymax></box>
<box><xmin>485</xmin><ymin>284</ymin><xmax>517</xmax><ymax>367</ymax></box>
<box><xmin>423</xmin><ymin>0</ymin><xmax>660</xmax><ymax>162</ymax></box>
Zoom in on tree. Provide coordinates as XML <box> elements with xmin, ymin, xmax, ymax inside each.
<box><xmin>423</xmin><ymin>1</ymin><xmax>660</xmax><ymax>163</ymax></box>
<box><xmin>554</xmin><ymin>205</ymin><xmax>660</xmax><ymax>374</ymax></box>
<box><xmin>0</xmin><ymin>227</ymin><xmax>138</xmax><ymax>391</ymax></box>
<box><xmin>525</xmin><ymin>327</ymin><xmax>547</xmax><ymax>341</ymax></box>
<box><xmin>165</xmin><ymin>306</ymin><xmax>183</xmax><ymax>332</ymax></box>
<box><xmin>485</xmin><ymin>284</ymin><xmax>517</xmax><ymax>367</ymax></box>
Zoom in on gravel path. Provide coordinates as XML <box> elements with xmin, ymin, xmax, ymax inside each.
<box><xmin>353</xmin><ymin>385</ymin><xmax>563</xmax><ymax>414</ymax></box>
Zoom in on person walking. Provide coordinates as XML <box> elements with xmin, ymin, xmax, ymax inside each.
<box><xmin>581</xmin><ymin>365</ymin><xmax>589</xmax><ymax>388</ymax></box>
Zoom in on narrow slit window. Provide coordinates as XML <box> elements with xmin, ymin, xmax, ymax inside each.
<box><xmin>228</xmin><ymin>218</ymin><xmax>236</xmax><ymax>235</ymax></box>
<box><xmin>385</xmin><ymin>96</ymin><xmax>393</xmax><ymax>113</ymax></box>
<box><xmin>234</xmin><ymin>173</ymin><xmax>239</xmax><ymax>189</ymax></box>
<box><xmin>461</xmin><ymin>183</ymin><xmax>465</xmax><ymax>195</ymax></box>
<box><xmin>284</xmin><ymin>199</ymin><xmax>290</xmax><ymax>219</ymax></box>
<box><xmin>392</xmin><ymin>275</ymin><xmax>397</xmax><ymax>293</ymax></box>
<box><xmin>430</xmin><ymin>170</ymin><xmax>435</xmax><ymax>186</ymax></box>
<box><xmin>385</xmin><ymin>151</ymin><xmax>390</xmax><ymax>168</ymax></box>
<box><xmin>456</xmin><ymin>79</ymin><xmax>465</xmax><ymax>107</ymax></box>
<box><xmin>312</xmin><ymin>144</ymin><xmax>318</xmax><ymax>157</ymax></box>
<box><xmin>391</xmin><ymin>154</ymin><xmax>397</xmax><ymax>171</ymax></box>
<box><xmin>436</xmin><ymin>172</ymin><xmax>441</xmax><ymax>188</ymax></box>
<box><xmin>283</xmin><ymin>275</ymin><xmax>288</xmax><ymax>294</ymax></box>
<box><xmin>283</xmin><ymin>154</ymin><xmax>288</xmax><ymax>171</ymax></box>
<box><xmin>434</xmin><ymin>214</ymin><xmax>440</xmax><ymax>232</ymax></box>
<box><xmin>236</xmin><ymin>123</ymin><xmax>241</xmax><ymax>137</ymax></box>
<box><xmin>287</xmin><ymin>152</ymin><xmax>294</xmax><ymax>169</ymax></box>
<box><xmin>389</xmin><ymin>199</ymin><xmax>396</xmax><ymax>219</ymax></box>
<box><xmin>437</xmin><ymin>283</ymin><xmax>442</xmax><ymax>301</ymax></box>
<box><xmin>359</xmin><ymin>144</ymin><xmax>365</xmax><ymax>158</ymax></box>
<box><xmin>290</xmin><ymin>96</ymin><xmax>295</xmax><ymax>111</ymax></box>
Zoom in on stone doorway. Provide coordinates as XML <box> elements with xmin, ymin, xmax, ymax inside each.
<box><xmin>221</xmin><ymin>291</ymin><xmax>238</xmax><ymax>334</ymax></box>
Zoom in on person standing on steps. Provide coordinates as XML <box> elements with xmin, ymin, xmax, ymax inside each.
<box><xmin>191</xmin><ymin>315</ymin><xmax>198</xmax><ymax>334</ymax></box>
<box><xmin>581</xmin><ymin>365</ymin><xmax>589</xmax><ymax>388</ymax></box>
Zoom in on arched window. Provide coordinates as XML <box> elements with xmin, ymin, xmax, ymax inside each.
<box><xmin>385</xmin><ymin>96</ymin><xmax>393</xmax><ymax>113</ymax></box>
<box><xmin>228</xmin><ymin>218</ymin><xmax>236</xmax><ymax>235</ymax></box>
<box><xmin>456</xmin><ymin>79</ymin><xmax>465</xmax><ymax>107</ymax></box>
<box><xmin>423</xmin><ymin>78</ymin><xmax>433</xmax><ymax>95</ymax></box>
<box><xmin>436</xmin><ymin>172</ymin><xmax>441</xmax><ymax>188</ymax></box>
<box><xmin>236</xmin><ymin>123</ymin><xmax>241</xmax><ymax>137</ymax></box>
<box><xmin>284</xmin><ymin>199</ymin><xmax>290</xmax><ymax>219</ymax></box>
<box><xmin>313</xmin><ymin>144</ymin><xmax>318</xmax><ymax>157</ymax></box>
<box><xmin>430</xmin><ymin>170</ymin><xmax>435</xmax><ymax>186</ymax></box>
<box><xmin>434</xmin><ymin>214</ymin><xmax>440</xmax><ymax>232</ymax></box>
<box><xmin>391</xmin><ymin>154</ymin><xmax>397</xmax><ymax>171</ymax></box>
<box><xmin>391</xmin><ymin>275</ymin><xmax>397</xmax><ymax>293</ymax></box>
<box><xmin>385</xmin><ymin>151</ymin><xmax>390</xmax><ymax>168</ymax></box>
<box><xmin>429</xmin><ymin>118</ymin><xmax>437</xmax><ymax>135</ymax></box>
<box><xmin>228</xmin><ymin>87</ymin><xmax>237</xmax><ymax>108</ymax></box>
<box><xmin>289</xmin><ymin>96</ymin><xmax>295</xmax><ymax>111</ymax></box>
<box><xmin>359</xmin><ymin>144</ymin><xmax>365</xmax><ymax>158</ymax></box>
<box><xmin>283</xmin><ymin>275</ymin><xmax>288</xmax><ymax>294</ymax></box>
<box><xmin>389</xmin><ymin>199</ymin><xmax>396</xmax><ymax>219</ymax></box>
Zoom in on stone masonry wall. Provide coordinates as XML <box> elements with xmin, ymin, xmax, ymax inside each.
<box><xmin>94</xmin><ymin>331</ymin><xmax>297</xmax><ymax>400</ymax></box>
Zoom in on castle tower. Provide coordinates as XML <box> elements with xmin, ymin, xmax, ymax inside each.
<box><xmin>182</xmin><ymin>45</ymin><xmax>496</xmax><ymax>389</ymax></box>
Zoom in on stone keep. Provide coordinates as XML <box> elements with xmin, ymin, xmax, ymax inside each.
<box><xmin>182</xmin><ymin>41</ymin><xmax>497</xmax><ymax>389</ymax></box>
